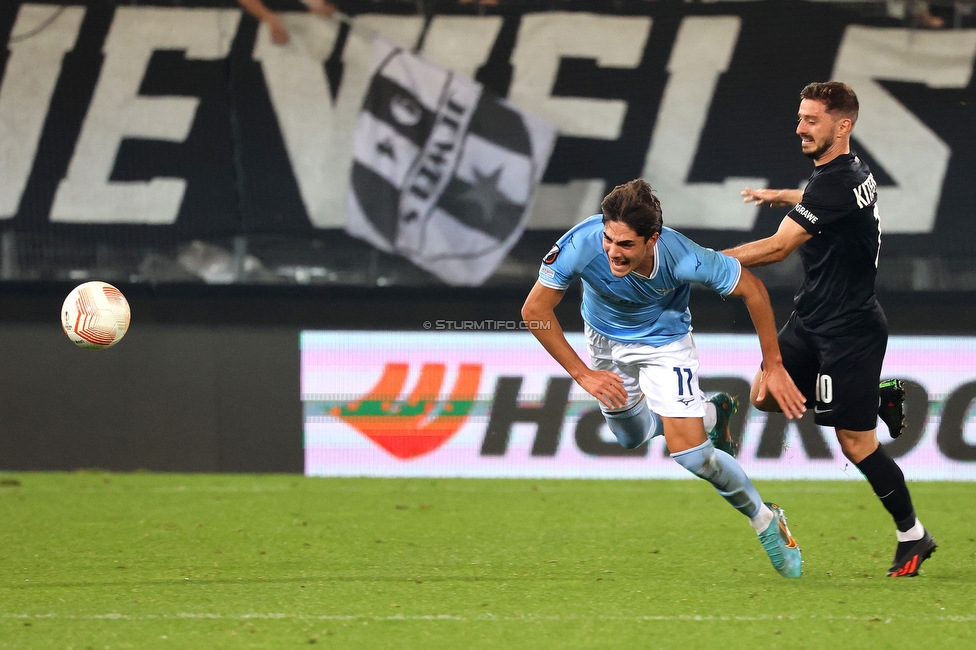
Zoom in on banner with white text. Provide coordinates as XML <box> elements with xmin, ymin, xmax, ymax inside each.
<box><xmin>2</xmin><ymin>1</ymin><xmax>975</xmax><ymax>284</ymax></box>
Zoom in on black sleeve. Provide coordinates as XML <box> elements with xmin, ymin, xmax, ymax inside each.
<box><xmin>787</xmin><ymin>174</ymin><xmax>856</xmax><ymax>234</ymax></box>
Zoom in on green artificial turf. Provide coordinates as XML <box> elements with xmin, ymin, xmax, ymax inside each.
<box><xmin>1</xmin><ymin>472</ymin><xmax>974</xmax><ymax>648</ymax></box>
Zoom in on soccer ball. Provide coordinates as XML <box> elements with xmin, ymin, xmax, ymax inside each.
<box><xmin>61</xmin><ymin>281</ymin><xmax>131</xmax><ymax>350</ymax></box>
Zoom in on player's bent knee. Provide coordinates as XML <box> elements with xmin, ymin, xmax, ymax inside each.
<box><xmin>836</xmin><ymin>429</ymin><xmax>879</xmax><ymax>464</ymax></box>
<box><xmin>603</xmin><ymin>401</ymin><xmax>652</xmax><ymax>449</ymax></box>
<box><xmin>605</xmin><ymin>419</ymin><xmax>648</xmax><ymax>448</ymax></box>
<box><xmin>670</xmin><ymin>440</ymin><xmax>718</xmax><ymax>479</ymax></box>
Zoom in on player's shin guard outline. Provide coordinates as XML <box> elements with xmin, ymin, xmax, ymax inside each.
<box><xmin>671</xmin><ymin>440</ymin><xmax>762</xmax><ymax>518</ymax></box>
<box><xmin>602</xmin><ymin>399</ymin><xmax>661</xmax><ymax>449</ymax></box>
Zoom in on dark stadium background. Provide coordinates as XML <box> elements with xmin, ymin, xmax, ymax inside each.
<box><xmin>1</xmin><ymin>0</ymin><xmax>974</xmax><ymax>473</ymax></box>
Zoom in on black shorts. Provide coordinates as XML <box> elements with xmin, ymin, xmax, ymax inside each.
<box><xmin>778</xmin><ymin>311</ymin><xmax>887</xmax><ymax>431</ymax></box>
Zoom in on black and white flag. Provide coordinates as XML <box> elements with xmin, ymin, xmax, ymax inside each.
<box><xmin>346</xmin><ymin>37</ymin><xmax>557</xmax><ymax>286</ymax></box>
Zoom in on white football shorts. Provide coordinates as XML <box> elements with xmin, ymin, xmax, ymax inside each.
<box><xmin>584</xmin><ymin>325</ymin><xmax>705</xmax><ymax>419</ymax></box>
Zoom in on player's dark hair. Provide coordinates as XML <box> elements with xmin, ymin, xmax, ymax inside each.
<box><xmin>601</xmin><ymin>179</ymin><xmax>663</xmax><ymax>240</ymax></box>
<box><xmin>800</xmin><ymin>81</ymin><xmax>859</xmax><ymax>123</ymax></box>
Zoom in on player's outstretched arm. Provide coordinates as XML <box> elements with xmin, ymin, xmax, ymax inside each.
<box><xmin>741</xmin><ymin>187</ymin><xmax>803</xmax><ymax>208</ymax></box>
<box><xmin>728</xmin><ymin>270</ymin><xmax>807</xmax><ymax>419</ymax></box>
<box><xmin>722</xmin><ymin>217</ymin><xmax>811</xmax><ymax>268</ymax></box>
<box><xmin>522</xmin><ymin>282</ymin><xmax>628</xmax><ymax>410</ymax></box>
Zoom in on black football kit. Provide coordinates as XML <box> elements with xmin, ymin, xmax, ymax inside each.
<box><xmin>780</xmin><ymin>151</ymin><xmax>885</xmax><ymax>431</ymax></box>
<box><xmin>777</xmin><ymin>148</ymin><xmax>934</xmax><ymax>576</ymax></box>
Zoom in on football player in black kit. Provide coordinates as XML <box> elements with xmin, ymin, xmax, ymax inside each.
<box><xmin>722</xmin><ymin>82</ymin><xmax>936</xmax><ymax>578</ymax></box>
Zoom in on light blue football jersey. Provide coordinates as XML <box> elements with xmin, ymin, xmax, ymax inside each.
<box><xmin>537</xmin><ymin>215</ymin><xmax>742</xmax><ymax>346</ymax></box>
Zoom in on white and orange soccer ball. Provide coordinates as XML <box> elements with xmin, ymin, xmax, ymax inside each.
<box><xmin>61</xmin><ymin>281</ymin><xmax>131</xmax><ymax>350</ymax></box>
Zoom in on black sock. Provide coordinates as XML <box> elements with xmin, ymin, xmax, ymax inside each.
<box><xmin>855</xmin><ymin>446</ymin><xmax>917</xmax><ymax>532</ymax></box>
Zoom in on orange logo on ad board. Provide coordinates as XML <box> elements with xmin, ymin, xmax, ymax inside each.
<box><xmin>332</xmin><ymin>363</ymin><xmax>482</xmax><ymax>459</ymax></box>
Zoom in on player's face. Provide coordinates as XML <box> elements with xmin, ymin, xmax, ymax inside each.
<box><xmin>602</xmin><ymin>221</ymin><xmax>659</xmax><ymax>277</ymax></box>
<box><xmin>796</xmin><ymin>99</ymin><xmax>847</xmax><ymax>162</ymax></box>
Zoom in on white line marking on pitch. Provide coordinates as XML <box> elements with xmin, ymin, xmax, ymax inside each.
<box><xmin>4</xmin><ymin>613</ymin><xmax>976</xmax><ymax>622</ymax></box>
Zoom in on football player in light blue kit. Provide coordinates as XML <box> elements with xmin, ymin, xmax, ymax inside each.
<box><xmin>522</xmin><ymin>179</ymin><xmax>808</xmax><ymax>578</ymax></box>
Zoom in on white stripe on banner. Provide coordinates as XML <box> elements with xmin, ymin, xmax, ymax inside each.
<box><xmin>352</xmin><ymin>111</ymin><xmax>420</xmax><ymax>189</ymax></box>
<box><xmin>455</xmin><ymin>132</ymin><xmax>535</xmax><ymax>205</ymax></box>
<box><xmin>417</xmin><ymin>206</ymin><xmax>508</xmax><ymax>261</ymax></box>
<box><xmin>394</xmin><ymin>73</ymin><xmax>481</xmax><ymax>256</ymax></box>
<box><xmin>374</xmin><ymin>37</ymin><xmax>452</xmax><ymax>114</ymax></box>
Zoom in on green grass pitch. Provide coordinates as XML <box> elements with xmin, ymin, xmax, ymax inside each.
<box><xmin>1</xmin><ymin>473</ymin><xmax>974</xmax><ymax>649</ymax></box>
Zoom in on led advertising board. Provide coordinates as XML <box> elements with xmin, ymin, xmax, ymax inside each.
<box><xmin>303</xmin><ymin>332</ymin><xmax>976</xmax><ymax>480</ymax></box>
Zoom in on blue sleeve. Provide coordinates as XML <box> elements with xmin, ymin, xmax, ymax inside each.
<box><xmin>538</xmin><ymin>217</ymin><xmax>601</xmax><ymax>290</ymax></box>
<box><xmin>538</xmin><ymin>236</ymin><xmax>576</xmax><ymax>289</ymax></box>
<box><xmin>667</xmin><ymin>230</ymin><xmax>742</xmax><ymax>296</ymax></box>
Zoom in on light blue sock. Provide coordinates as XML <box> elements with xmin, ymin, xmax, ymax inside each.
<box><xmin>603</xmin><ymin>400</ymin><xmax>663</xmax><ymax>449</ymax></box>
<box><xmin>671</xmin><ymin>440</ymin><xmax>762</xmax><ymax>518</ymax></box>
